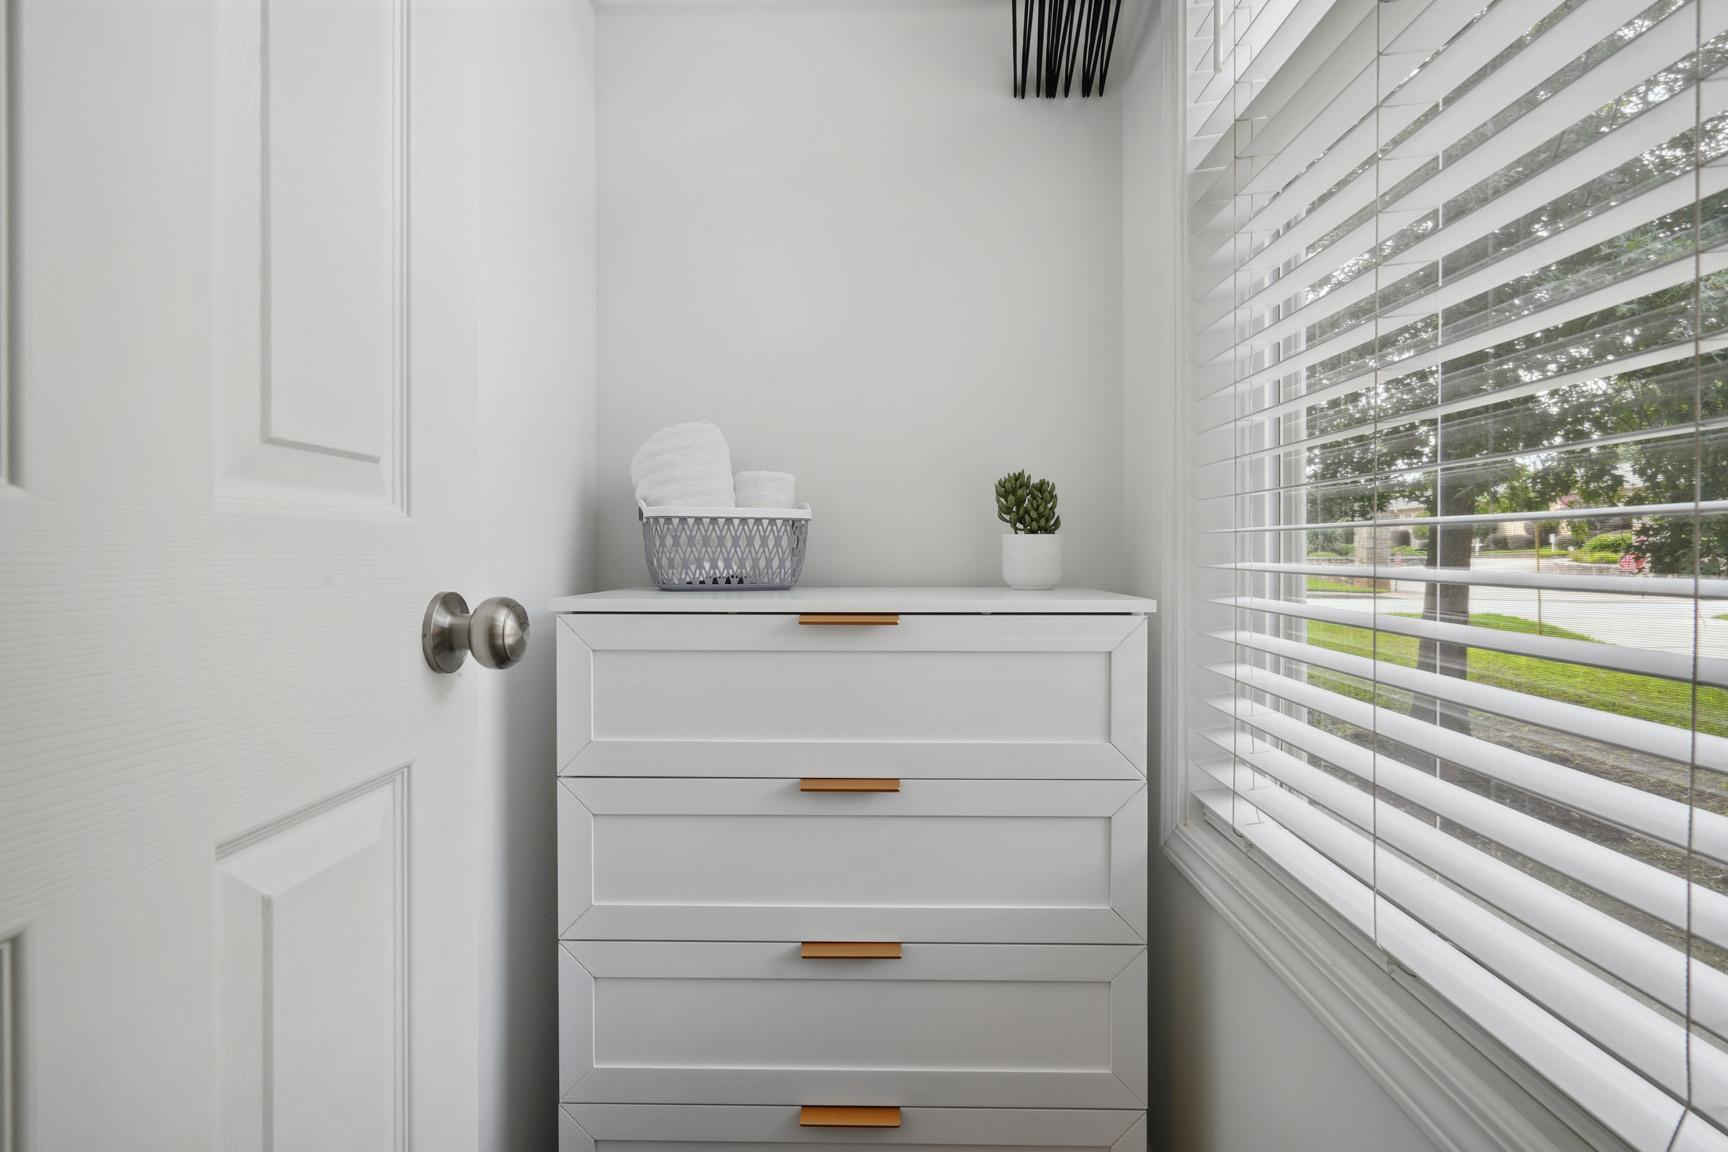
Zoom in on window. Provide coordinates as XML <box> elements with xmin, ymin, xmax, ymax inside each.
<box><xmin>1184</xmin><ymin>1</ymin><xmax>1728</xmax><ymax>1148</ymax></box>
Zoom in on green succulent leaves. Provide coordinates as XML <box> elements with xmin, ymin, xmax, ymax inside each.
<box><xmin>995</xmin><ymin>470</ymin><xmax>1061</xmax><ymax>534</ymax></box>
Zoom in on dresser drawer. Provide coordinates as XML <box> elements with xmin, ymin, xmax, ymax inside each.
<box><xmin>558</xmin><ymin>777</ymin><xmax>1146</xmax><ymax>943</ymax></box>
<box><xmin>558</xmin><ymin>941</ymin><xmax>1147</xmax><ymax>1109</ymax></box>
<box><xmin>559</xmin><ymin>1104</ymin><xmax>1147</xmax><ymax>1152</ymax></box>
<box><xmin>556</xmin><ymin>613</ymin><xmax>1146</xmax><ymax>779</ymax></box>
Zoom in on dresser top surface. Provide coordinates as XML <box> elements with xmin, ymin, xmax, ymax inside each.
<box><xmin>549</xmin><ymin>586</ymin><xmax>1156</xmax><ymax>615</ymax></box>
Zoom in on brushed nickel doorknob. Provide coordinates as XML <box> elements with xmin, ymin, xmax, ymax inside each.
<box><xmin>422</xmin><ymin>592</ymin><xmax>530</xmax><ymax>673</ymax></box>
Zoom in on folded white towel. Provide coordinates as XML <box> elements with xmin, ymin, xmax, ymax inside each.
<box><xmin>734</xmin><ymin>470</ymin><xmax>796</xmax><ymax>508</ymax></box>
<box><xmin>631</xmin><ymin>422</ymin><xmax>736</xmax><ymax>508</ymax></box>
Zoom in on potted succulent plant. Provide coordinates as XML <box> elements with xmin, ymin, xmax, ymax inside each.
<box><xmin>995</xmin><ymin>470</ymin><xmax>1063</xmax><ymax>589</ymax></box>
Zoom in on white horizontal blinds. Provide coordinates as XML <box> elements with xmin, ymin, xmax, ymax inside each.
<box><xmin>1186</xmin><ymin>0</ymin><xmax>1725</xmax><ymax>1148</ymax></box>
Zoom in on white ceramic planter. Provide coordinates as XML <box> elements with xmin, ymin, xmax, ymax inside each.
<box><xmin>1001</xmin><ymin>534</ymin><xmax>1063</xmax><ymax>590</ymax></box>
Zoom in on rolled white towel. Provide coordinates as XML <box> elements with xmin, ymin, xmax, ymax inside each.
<box><xmin>734</xmin><ymin>470</ymin><xmax>796</xmax><ymax>508</ymax></box>
<box><xmin>631</xmin><ymin>422</ymin><xmax>736</xmax><ymax>508</ymax></box>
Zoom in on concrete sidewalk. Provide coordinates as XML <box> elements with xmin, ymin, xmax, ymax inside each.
<box><xmin>1310</xmin><ymin>566</ymin><xmax>1728</xmax><ymax>660</ymax></box>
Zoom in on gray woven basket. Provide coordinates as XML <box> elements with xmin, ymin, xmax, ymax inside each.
<box><xmin>639</xmin><ymin>502</ymin><xmax>811</xmax><ymax>590</ymax></box>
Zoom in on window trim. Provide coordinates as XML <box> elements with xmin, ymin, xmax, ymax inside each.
<box><xmin>1164</xmin><ymin>818</ymin><xmax>1632</xmax><ymax>1152</ymax></box>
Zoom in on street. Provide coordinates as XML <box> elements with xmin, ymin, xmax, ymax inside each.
<box><xmin>1309</xmin><ymin>555</ymin><xmax>1728</xmax><ymax>660</ymax></box>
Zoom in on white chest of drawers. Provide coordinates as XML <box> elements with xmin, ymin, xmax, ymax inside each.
<box><xmin>552</xmin><ymin>588</ymin><xmax>1153</xmax><ymax>1152</ymax></box>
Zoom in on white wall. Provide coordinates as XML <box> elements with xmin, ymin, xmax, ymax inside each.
<box><xmin>595</xmin><ymin>0</ymin><xmax>1124</xmax><ymax>589</ymax></box>
<box><xmin>476</xmin><ymin>4</ymin><xmax>598</xmax><ymax>1150</ymax></box>
<box><xmin>1148</xmin><ymin>864</ymin><xmax>1450</xmax><ymax>1152</ymax></box>
<box><xmin>1118</xmin><ymin>6</ymin><xmax>1446</xmax><ymax>1151</ymax></box>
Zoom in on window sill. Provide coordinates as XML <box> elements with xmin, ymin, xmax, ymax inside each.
<box><xmin>1163</xmin><ymin>819</ymin><xmax>1630</xmax><ymax>1152</ymax></box>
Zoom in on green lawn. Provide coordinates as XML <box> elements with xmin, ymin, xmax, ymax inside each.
<box><xmin>1305</xmin><ymin>576</ymin><xmax>1377</xmax><ymax>594</ymax></box>
<box><xmin>1443</xmin><ymin>613</ymin><xmax>1599</xmax><ymax>643</ymax></box>
<box><xmin>1305</xmin><ymin>613</ymin><xmax>1728</xmax><ymax>738</ymax></box>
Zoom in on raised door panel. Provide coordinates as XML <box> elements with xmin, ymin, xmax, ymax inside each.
<box><xmin>216</xmin><ymin>773</ymin><xmax>407</xmax><ymax>1152</ymax></box>
<box><xmin>559</xmin><ymin>1104</ymin><xmax>1147</xmax><ymax>1152</ymax></box>
<box><xmin>557</xmin><ymin>614</ymin><xmax>1147</xmax><ymax>779</ymax></box>
<box><xmin>214</xmin><ymin>0</ymin><xmax>408</xmax><ymax>513</ymax></box>
<box><xmin>0</xmin><ymin>0</ymin><xmax>9</xmax><ymax>498</ymax></box>
<box><xmin>558</xmin><ymin>942</ymin><xmax>1147</xmax><ymax>1109</ymax></box>
<box><xmin>558</xmin><ymin>777</ymin><xmax>1146</xmax><ymax>943</ymax></box>
<box><xmin>0</xmin><ymin>937</ymin><xmax>10</xmax><ymax>1152</ymax></box>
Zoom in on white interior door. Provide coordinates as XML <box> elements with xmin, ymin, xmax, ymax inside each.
<box><xmin>0</xmin><ymin>2</ymin><xmax>486</xmax><ymax>1149</ymax></box>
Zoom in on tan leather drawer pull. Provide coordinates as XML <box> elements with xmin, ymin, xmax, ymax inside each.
<box><xmin>799</xmin><ymin>1106</ymin><xmax>902</xmax><ymax>1128</ymax></box>
<box><xmin>797</xmin><ymin>613</ymin><xmax>900</xmax><ymax>626</ymax></box>
<box><xmin>801</xmin><ymin>941</ymin><xmax>903</xmax><ymax>959</ymax></box>
<box><xmin>799</xmin><ymin>777</ymin><xmax>900</xmax><ymax>793</ymax></box>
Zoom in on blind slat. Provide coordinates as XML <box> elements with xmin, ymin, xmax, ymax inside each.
<box><xmin>1217</xmin><ymin>157</ymin><xmax>1722</xmax><ymax>367</ymax></box>
<box><xmin>1215</xmin><ymin>560</ymin><xmax>1728</xmax><ymax>599</ymax></box>
<box><xmin>1224</xmin><ymin>250</ymin><xmax>1702</xmax><ymax>401</ymax></box>
<box><xmin>1673</xmin><ymin>1113</ymin><xmax>1728</xmax><ymax>1152</ymax></box>
<box><xmin>1203</xmin><ymin>417</ymin><xmax>1723</xmax><ymax>502</ymax></box>
<box><xmin>1206</xmin><ymin>0</ymin><xmax>1714</xmax><ymax>280</ymax></box>
<box><xmin>1198</xmin><ymin>715</ymin><xmax>1728</xmax><ymax>975</ymax></box>
<box><xmin>1199</xmin><ymin>729</ymin><xmax>1728</xmax><ymax>1037</ymax></box>
<box><xmin>1190</xmin><ymin>0</ymin><xmax>1376</xmax><ymax>177</ymax></box>
<box><xmin>1199</xmin><ymin>283</ymin><xmax>1709</xmax><ymax>432</ymax></box>
<box><xmin>1194</xmin><ymin>789</ymin><xmax>1688</xmax><ymax>1152</ymax></box>
<box><xmin>1215</xmin><ymin>630</ymin><xmax>1726</xmax><ymax>771</ymax></box>
<box><xmin>1206</xmin><ymin>662</ymin><xmax>1728</xmax><ymax>862</ymax></box>
<box><xmin>1200</xmin><ymin>757</ymin><xmax>1711</xmax><ymax>1098</ymax></box>
<box><xmin>1222</xmin><ymin>91</ymin><xmax>1724</xmax><ymax>343</ymax></box>
<box><xmin>1188</xmin><ymin>0</ymin><xmax>1603</xmax><ymax>262</ymax></box>
<box><xmin>1215</xmin><ymin>345</ymin><xmax>1704</xmax><ymax>465</ymax></box>
<box><xmin>1200</xmin><ymin>499</ymin><xmax>1728</xmax><ymax>534</ymax></box>
<box><xmin>1217</xmin><ymin>595</ymin><xmax>1725</xmax><ymax>685</ymax></box>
